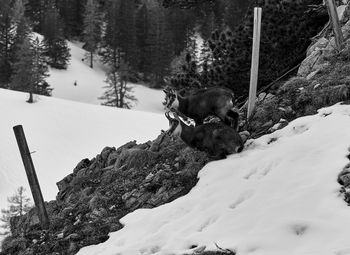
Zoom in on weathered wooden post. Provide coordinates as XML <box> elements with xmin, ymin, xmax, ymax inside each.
<box><xmin>13</xmin><ymin>125</ymin><xmax>50</xmax><ymax>230</ymax></box>
<box><xmin>326</xmin><ymin>0</ymin><xmax>344</xmax><ymax>50</ymax></box>
<box><xmin>247</xmin><ymin>7</ymin><xmax>262</xmax><ymax>120</ymax></box>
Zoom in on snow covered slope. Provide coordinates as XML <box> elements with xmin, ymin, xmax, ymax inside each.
<box><xmin>45</xmin><ymin>40</ymin><xmax>164</xmax><ymax>114</ymax></box>
<box><xmin>0</xmin><ymin>88</ymin><xmax>168</xmax><ymax>219</ymax></box>
<box><xmin>78</xmin><ymin>104</ymin><xmax>350</xmax><ymax>255</ymax></box>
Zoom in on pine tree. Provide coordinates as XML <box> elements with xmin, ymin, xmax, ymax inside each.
<box><xmin>99</xmin><ymin>61</ymin><xmax>136</xmax><ymax>109</ymax></box>
<box><xmin>100</xmin><ymin>0</ymin><xmax>121</xmax><ymax>69</ymax></box>
<box><xmin>42</xmin><ymin>1</ymin><xmax>71</xmax><ymax>69</ymax></box>
<box><xmin>0</xmin><ymin>0</ymin><xmax>16</xmax><ymax>87</ymax></box>
<box><xmin>101</xmin><ymin>0</ymin><xmax>137</xmax><ymax>70</ymax></box>
<box><xmin>135</xmin><ymin>3</ymin><xmax>149</xmax><ymax>74</ymax></box>
<box><xmin>32</xmin><ymin>37</ymin><xmax>52</xmax><ymax>97</ymax></box>
<box><xmin>25</xmin><ymin>0</ymin><xmax>46</xmax><ymax>33</ymax></box>
<box><xmin>11</xmin><ymin>0</ymin><xmax>31</xmax><ymax>64</ymax></box>
<box><xmin>10</xmin><ymin>36</ymin><xmax>51</xmax><ymax>103</ymax></box>
<box><xmin>57</xmin><ymin>0</ymin><xmax>87</xmax><ymax>38</ymax></box>
<box><xmin>83</xmin><ymin>0</ymin><xmax>101</xmax><ymax>68</ymax></box>
<box><xmin>0</xmin><ymin>186</ymin><xmax>32</xmax><ymax>235</ymax></box>
<box><xmin>144</xmin><ymin>3</ymin><xmax>174</xmax><ymax>87</ymax></box>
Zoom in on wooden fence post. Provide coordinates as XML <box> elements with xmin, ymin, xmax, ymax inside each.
<box><xmin>326</xmin><ymin>0</ymin><xmax>344</xmax><ymax>50</ymax></box>
<box><xmin>13</xmin><ymin>125</ymin><xmax>49</xmax><ymax>230</ymax></box>
<box><xmin>247</xmin><ymin>7</ymin><xmax>262</xmax><ymax>120</ymax></box>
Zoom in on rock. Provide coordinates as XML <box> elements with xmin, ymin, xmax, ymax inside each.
<box><xmin>101</xmin><ymin>147</ymin><xmax>114</xmax><ymax>162</ymax></box>
<box><xmin>306</xmin><ymin>37</ymin><xmax>329</xmax><ymax>57</ymax></box>
<box><xmin>115</xmin><ymin>148</ymin><xmax>158</xmax><ymax>170</ymax></box>
<box><xmin>342</xmin><ymin>19</ymin><xmax>350</xmax><ymax>38</ymax></box>
<box><xmin>65</xmin><ymin>233</ymin><xmax>80</xmax><ymax>241</ymax></box>
<box><xmin>338</xmin><ymin>5</ymin><xmax>348</xmax><ymax>22</ymax></box>
<box><xmin>56</xmin><ymin>173</ymin><xmax>74</xmax><ymax>192</ymax></box>
<box><xmin>124</xmin><ymin>197</ymin><xmax>138</xmax><ymax>209</ymax></box>
<box><xmin>73</xmin><ymin>158</ymin><xmax>91</xmax><ymax>174</ymax></box>
<box><xmin>339</xmin><ymin>173</ymin><xmax>350</xmax><ymax>187</ymax></box>
<box><xmin>306</xmin><ymin>70</ymin><xmax>319</xmax><ymax>80</ymax></box>
<box><xmin>106</xmin><ymin>151</ymin><xmax>119</xmax><ymax>166</ymax></box>
<box><xmin>67</xmin><ymin>241</ymin><xmax>79</xmax><ymax>254</ymax></box>
<box><xmin>257</xmin><ymin>92</ymin><xmax>274</xmax><ymax>102</ymax></box>
<box><xmin>145</xmin><ymin>172</ymin><xmax>154</xmax><ymax>181</ymax></box>
<box><xmin>262</xmin><ymin>120</ymin><xmax>273</xmax><ymax>129</ymax></box>
<box><xmin>61</xmin><ymin>206</ymin><xmax>74</xmax><ymax>217</ymax></box>
<box><xmin>338</xmin><ymin>163</ymin><xmax>350</xmax><ymax>186</ymax></box>
<box><xmin>313</xmin><ymin>83</ymin><xmax>321</xmax><ymax>89</ymax></box>
<box><xmin>28</xmin><ymin>214</ymin><xmax>40</xmax><ymax>228</ymax></box>
<box><xmin>269</xmin><ymin>119</ymin><xmax>289</xmax><ymax>132</ymax></box>
<box><xmin>298</xmin><ymin>50</ymin><xmax>322</xmax><ymax>77</ymax></box>
<box><xmin>90</xmin><ymin>208</ymin><xmax>108</xmax><ymax>220</ymax></box>
<box><xmin>239</xmin><ymin>131</ymin><xmax>250</xmax><ymax>144</ymax></box>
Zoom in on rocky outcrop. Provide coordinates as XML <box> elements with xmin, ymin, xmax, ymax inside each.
<box><xmin>298</xmin><ymin>2</ymin><xmax>350</xmax><ymax>78</ymax></box>
<box><xmin>0</xmin><ymin>133</ymin><xmax>209</xmax><ymax>255</ymax></box>
<box><xmin>338</xmin><ymin>150</ymin><xmax>350</xmax><ymax>204</ymax></box>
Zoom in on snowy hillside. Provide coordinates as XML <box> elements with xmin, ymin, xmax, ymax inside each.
<box><xmin>45</xmin><ymin>39</ymin><xmax>164</xmax><ymax>114</ymax></box>
<box><xmin>0</xmin><ymin>88</ymin><xmax>168</xmax><ymax>221</ymax></box>
<box><xmin>78</xmin><ymin>104</ymin><xmax>350</xmax><ymax>255</ymax></box>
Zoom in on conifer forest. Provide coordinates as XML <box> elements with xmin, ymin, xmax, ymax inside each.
<box><xmin>0</xmin><ymin>0</ymin><xmax>328</xmax><ymax>104</ymax></box>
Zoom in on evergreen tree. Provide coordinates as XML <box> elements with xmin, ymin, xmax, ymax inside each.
<box><xmin>57</xmin><ymin>0</ymin><xmax>87</xmax><ymax>38</ymax></box>
<box><xmin>25</xmin><ymin>0</ymin><xmax>46</xmax><ymax>33</ymax></box>
<box><xmin>32</xmin><ymin>37</ymin><xmax>52</xmax><ymax>97</ymax></box>
<box><xmin>10</xmin><ymin>36</ymin><xmax>51</xmax><ymax>103</ymax></box>
<box><xmin>11</xmin><ymin>0</ymin><xmax>31</xmax><ymax>63</ymax></box>
<box><xmin>0</xmin><ymin>0</ymin><xmax>16</xmax><ymax>87</ymax></box>
<box><xmin>0</xmin><ymin>186</ymin><xmax>32</xmax><ymax>236</ymax></box>
<box><xmin>143</xmin><ymin>3</ymin><xmax>174</xmax><ymax>87</ymax></box>
<box><xmin>99</xmin><ymin>61</ymin><xmax>136</xmax><ymax>109</ymax></box>
<box><xmin>42</xmin><ymin>2</ymin><xmax>71</xmax><ymax>69</ymax></box>
<box><xmin>83</xmin><ymin>0</ymin><xmax>101</xmax><ymax>68</ymax></box>
<box><xmin>135</xmin><ymin>3</ymin><xmax>148</xmax><ymax>75</ymax></box>
<box><xmin>100</xmin><ymin>0</ymin><xmax>121</xmax><ymax>69</ymax></box>
<box><xmin>101</xmin><ymin>0</ymin><xmax>137</xmax><ymax>70</ymax></box>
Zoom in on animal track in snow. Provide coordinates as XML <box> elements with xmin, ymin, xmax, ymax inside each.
<box><xmin>244</xmin><ymin>163</ymin><xmax>274</xmax><ymax>180</ymax></box>
<box><xmin>244</xmin><ymin>168</ymin><xmax>257</xmax><ymax>179</ymax></box>
<box><xmin>197</xmin><ymin>216</ymin><xmax>218</xmax><ymax>232</ymax></box>
<box><xmin>292</xmin><ymin>124</ymin><xmax>309</xmax><ymax>134</ymax></box>
<box><xmin>291</xmin><ymin>223</ymin><xmax>308</xmax><ymax>236</ymax></box>
<box><xmin>139</xmin><ymin>245</ymin><xmax>161</xmax><ymax>254</ymax></box>
<box><xmin>229</xmin><ymin>190</ymin><xmax>255</xmax><ymax>209</ymax></box>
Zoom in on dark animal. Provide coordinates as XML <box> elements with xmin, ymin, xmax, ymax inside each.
<box><xmin>165</xmin><ymin>110</ymin><xmax>244</xmax><ymax>159</ymax></box>
<box><xmin>163</xmin><ymin>87</ymin><xmax>239</xmax><ymax>129</ymax></box>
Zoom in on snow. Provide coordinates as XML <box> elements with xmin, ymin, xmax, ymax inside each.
<box><xmin>78</xmin><ymin>104</ymin><xmax>350</xmax><ymax>255</ymax></box>
<box><xmin>0</xmin><ymin>88</ymin><xmax>168</xmax><ymax>233</ymax></box>
<box><xmin>45</xmin><ymin>39</ymin><xmax>164</xmax><ymax>114</ymax></box>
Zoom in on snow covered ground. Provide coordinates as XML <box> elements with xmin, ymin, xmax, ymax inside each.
<box><xmin>0</xmin><ymin>88</ymin><xmax>168</xmax><ymax>231</ymax></box>
<box><xmin>78</xmin><ymin>104</ymin><xmax>350</xmax><ymax>255</ymax></box>
<box><xmin>45</xmin><ymin>39</ymin><xmax>164</xmax><ymax>114</ymax></box>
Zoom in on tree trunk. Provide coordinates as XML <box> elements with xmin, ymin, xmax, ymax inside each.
<box><xmin>90</xmin><ymin>51</ymin><xmax>93</xmax><ymax>68</ymax></box>
<box><xmin>27</xmin><ymin>92</ymin><xmax>33</xmax><ymax>103</ymax></box>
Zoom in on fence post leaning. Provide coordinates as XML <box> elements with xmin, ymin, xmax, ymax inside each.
<box><xmin>247</xmin><ymin>7</ymin><xmax>262</xmax><ymax>120</ymax></box>
<box><xmin>326</xmin><ymin>0</ymin><xmax>344</xmax><ymax>50</ymax></box>
<box><xmin>13</xmin><ymin>125</ymin><xmax>50</xmax><ymax>230</ymax></box>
